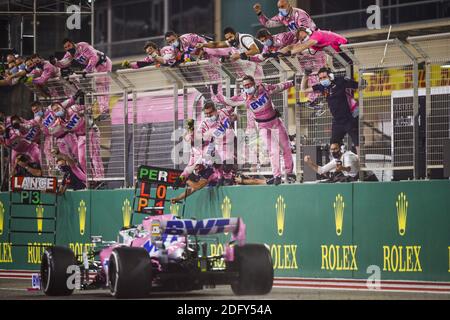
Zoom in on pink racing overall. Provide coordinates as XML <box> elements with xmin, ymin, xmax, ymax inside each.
<box><xmin>26</xmin><ymin>110</ymin><xmax>55</xmax><ymax>168</ymax></box>
<box><xmin>46</xmin><ymin>108</ymin><xmax>79</xmax><ymax>161</ymax></box>
<box><xmin>250</xmin><ymin>31</ymin><xmax>297</xmax><ymax>63</ymax></box>
<box><xmin>130</xmin><ymin>55</ymin><xmax>156</xmax><ymax>69</ymax></box>
<box><xmin>205</xmin><ymin>47</ymin><xmax>264</xmax><ymax>83</ymax></box>
<box><xmin>61</xmin><ymin>98</ymin><xmax>104</xmax><ymax>179</ymax></box>
<box><xmin>180</xmin><ymin>130</ymin><xmax>217</xmax><ymax>180</ymax></box>
<box><xmin>198</xmin><ymin>106</ymin><xmax>237</xmax><ymax>180</ymax></box>
<box><xmin>32</xmin><ymin>60</ymin><xmax>61</xmax><ymax>86</ymax></box>
<box><xmin>214</xmin><ymin>82</ymin><xmax>294</xmax><ymax>177</ymax></box>
<box><xmin>1</xmin><ymin>127</ymin><xmax>41</xmax><ymax>166</ymax></box>
<box><xmin>258</xmin><ymin>7</ymin><xmax>316</xmax><ymax>32</ymax></box>
<box><xmin>56</xmin><ymin>42</ymin><xmax>112</xmax><ymax>114</ymax></box>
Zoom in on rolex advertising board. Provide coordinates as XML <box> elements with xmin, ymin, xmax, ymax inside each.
<box><xmin>0</xmin><ymin>181</ymin><xmax>449</xmax><ymax>283</ymax></box>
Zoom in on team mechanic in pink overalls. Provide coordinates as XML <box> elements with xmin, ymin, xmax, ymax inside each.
<box><xmin>122</xmin><ymin>41</ymin><xmax>177</xmax><ymax>69</ymax></box>
<box><xmin>46</xmin><ymin>100</ymin><xmax>79</xmax><ymax>163</ymax></box>
<box><xmin>25</xmin><ymin>101</ymin><xmax>61</xmax><ymax>169</ymax></box>
<box><xmin>254</xmin><ymin>28</ymin><xmax>327</xmax><ymax>108</ymax></box>
<box><xmin>53</xmin><ymin>94</ymin><xmax>105</xmax><ymax>179</ymax></box>
<box><xmin>254</xmin><ymin>0</ymin><xmax>316</xmax><ymax>32</ymax></box>
<box><xmin>198</xmin><ymin>100</ymin><xmax>238</xmax><ymax>185</ymax></box>
<box><xmin>30</xmin><ymin>54</ymin><xmax>61</xmax><ymax>86</ymax></box>
<box><xmin>213</xmin><ymin>75</ymin><xmax>296</xmax><ymax>185</ymax></box>
<box><xmin>56</xmin><ymin>39</ymin><xmax>112</xmax><ymax>116</ymax></box>
<box><xmin>0</xmin><ymin>122</ymin><xmax>41</xmax><ymax>167</ymax></box>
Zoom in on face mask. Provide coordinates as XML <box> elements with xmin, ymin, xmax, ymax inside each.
<box><xmin>172</xmin><ymin>40</ymin><xmax>179</xmax><ymax>49</ymax></box>
<box><xmin>55</xmin><ymin>111</ymin><xmax>65</xmax><ymax>118</ymax></box>
<box><xmin>207</xmin><ymin>114</ymin><xmax>218</xmax><ymax>122</ymax></box>
<box><xmin>264</xmin><ymin>39</ymin><xmax>273</xmax><ymax>47</ymax></box>
<box><xmin>68</xmin><ymin>47</ymin><xmax>76</xmax><ymax>56</ymax></box>
<box><xmin>320</xmin><ymin>79</ymin><xmax>332</xmax><ymax>87</ymax></box>
<box><xmin>228</xmin><ymin>39</ymin><xmax>238</xmax><ymax>48</ymax></box>
<box><xmin>244</xmin><ymin>86</ymin><xmax>256</xmax><ymax>95</ymax></box>
<box><xmin>279</xmin><ymin>8</ymin><xmax>289</xmax><ymax>17</ymax></box>
<box><xmin>332</xmin><ymin>152</ymin><xmax>341</xmax><ymax>159</ymax></box>
<box><xmin>35</xmin><ymin>111</ymin><xmax>44</xmax><ymax>118</ymax></box>
<box><xmin>58</xmin><ymin>165</ymin><xmax>70</xmax><ymax>173</ymax></box>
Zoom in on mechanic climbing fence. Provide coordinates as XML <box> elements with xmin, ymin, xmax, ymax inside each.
<box><xmin>2</xmin><ymin>33</ymin><xmax>449</xmax><ymax>186</ymax></box>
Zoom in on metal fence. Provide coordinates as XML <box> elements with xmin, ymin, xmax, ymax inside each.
<box><xmin>2</xmin><ymin>33</ymin><xmax>449</xmax><ymax>187</ymax></box>
<box><xmin>408</xmin><ymin>33</ymin><xmax>450</xmax><ymax>178</ymax></box>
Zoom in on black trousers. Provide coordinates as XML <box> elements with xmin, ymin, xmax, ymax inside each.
<box><xmin>331</xmin><ymin>117</ymin><xmax>359</xmax><ymax>147</ymax></box>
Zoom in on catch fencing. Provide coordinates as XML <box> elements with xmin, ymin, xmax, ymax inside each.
<box><xmin>2</xmin><ymin>33</ymin><xmax>449</xmax><ymax>187</ymax></box>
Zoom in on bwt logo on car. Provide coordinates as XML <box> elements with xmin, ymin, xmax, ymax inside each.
<box><xmin>250</xmin><ymin>94</ymin><xmax>269</xmax><ymax>110</ymax></box>
<box><xmin>165</xmin><ymin>219</ymin><xmax>231</xmax><ymax>235</ymax></box>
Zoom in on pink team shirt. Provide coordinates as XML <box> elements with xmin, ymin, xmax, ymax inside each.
<box><xmin>308</xmin><ymin>30</ymin><xmax>348</xmax><ymax>52</ymax></box>
<box><xmin>61</xmin><ymin>98</ymin><xmax>86</xmax><ymax>136</ymax></box>
<box><xmin>165</xmin><ymin>34</ymin><xmax>207</xmax><ymax>64</ymax></box>
<box><xmin>198</xmin><ymin>107</ymin><xmax>236</xmax><ymax>153</ymax></box>
<box><xmin>32</xmin><ymin>61</ymin><xmax>61</xmax><ymax>85</ymax></box>
<box><xmin>56</xmin><ymin>42</ymin><xmax>108</xmax><ymax>73</ymax></box>
<box><xmin>251</xmin><ymin>31</ymin><xmax>297</xmax><ymax>63</ymax></box>
<box><xmin>1</xmin><ymin>127</ymin><xmax>33</xmax><ymax>153</ymax></box>
<box><xmin>259</xmin><ymin>7</ymin><xmax>316</xmax><ymax>32</ymax></box>
<box><xmin>179</xmin><ymin>33</ymin><xmax>207</xmax><ymax>56</ymax></box>
<box><xmin>160</xmin><ymin>46</ymin><xmax>177</xmax><ymax>66</ymax></box>
<box><xmin>214</xmin><ymin>81</ymin><xmax>294</xmax><ymax>130</ymax></box>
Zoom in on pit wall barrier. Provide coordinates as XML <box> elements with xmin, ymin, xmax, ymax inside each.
<box><xmin>0</xmin><ymin>180</ymin><xmax>449</xmax><ymax>283</ymax></box>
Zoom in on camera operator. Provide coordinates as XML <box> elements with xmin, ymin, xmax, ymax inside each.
<box><xmin>12</xmin><ymin>153</ymin><xmax>42</xmax><ymax>177</ymax></box>
<box><xmin>304</xmin><ymin>143</ymin><xmax>360</xmax><ymax>182</ymax></box>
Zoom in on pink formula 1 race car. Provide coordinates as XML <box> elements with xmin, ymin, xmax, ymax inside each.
<box><xmin>40</xmin><ymin>166</ymin><xmax>273</xmax><ymax>298</ymax></box>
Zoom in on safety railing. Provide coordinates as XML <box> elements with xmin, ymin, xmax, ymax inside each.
<box><xmin>5</xmin><ymin>33</ymin><xmax>449</xmax><ymax>186</ymax></box>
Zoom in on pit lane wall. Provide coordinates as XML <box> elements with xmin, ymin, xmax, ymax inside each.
<box><xmin>0</xmin><ymin>180</ymin><xmax>449</xmax><ymax>282</ymax></box>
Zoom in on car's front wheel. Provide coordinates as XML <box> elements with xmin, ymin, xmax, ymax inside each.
<box><xmin>40</xmin><ymin>246</ymin><xmax>76</xmax><ymax>296</ymax></box>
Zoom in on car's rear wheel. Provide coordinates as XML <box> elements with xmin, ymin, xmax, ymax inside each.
<box><xmin>108</xmin><ymin>247</ymin><xmax>152</xmax><ymax>299</ymax></box>
<box><xmin>231</xmin><ymin>244</ymin><xmax>273</xmax><ymax>295</ymax></box>
<box><xmin>40</xmin><ymin>246</ymin><xmax>76</xmax><ymax>296</ymax></box>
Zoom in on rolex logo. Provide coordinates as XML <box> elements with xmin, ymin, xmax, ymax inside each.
<box><xmin>78</xmin><ymin>200</ymin><xmax>86</xmax><ymax>235</ymax></box>
<box><xmin>222</xmin><ymin>197</ymin><xmax>232</xmax><ymax>219</ymax></box>
<box><xmin>0</xmin><ymin>201</ymin><xmax>4</xmax><ymax>235</ymax></box>
<box><xmin>396</xmin><ymin>193</ymin><xmax>408</xmax><ymax>236</ymax></box>
<box><xmin>222</xmin><ymin>197</ymin><xmax>232</xmax><ymax>235</ymax></box>
<box><xmin>122</xmin><ymin>199</ymin><xmax>132</xmax><ymax>228</ymax></box>
<box><xmin>334</xmin><ymin>194</ymin><xmax>344</xmax><ymax>236</ymax></box>
<box><xmin>36</xmin><ymin>205</ymin><xmax>44</xmax><ymax>235</ymax></box>
<box><xmin>275</xmin><ymin>196</ymin><xmax>286</xmax><ymax>236</ymax></box>
<box><xmin>170</xmin><ymin>203</ymin><xmax>180</xmax><ymax>216</ymax></box>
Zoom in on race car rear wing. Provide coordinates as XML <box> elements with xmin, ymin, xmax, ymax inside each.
<box><xmin>161</xmin><ymin>218</ymin><xmax>240</xmax><ymax>236</ymax></box>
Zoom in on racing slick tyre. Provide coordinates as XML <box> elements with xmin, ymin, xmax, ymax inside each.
<box><xmin>108</xmin><ymin>247</ymin><xmax>152</xmax><ymax>299</ymax></box>
<box><xmin>40</xmin><ymin>246</ymin><xmax>77</xmax><ymax>296</ymax></box>
<box><xmin>231</xmin><ymin>244</ymin><xmax>273</xmax><ymax>295</ymax></box>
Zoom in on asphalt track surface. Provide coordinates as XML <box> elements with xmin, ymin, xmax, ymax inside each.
<box><xmin>0</xmin><ymin>279</ymin><xmax>449</xmax><ymax>300</ymax></box>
